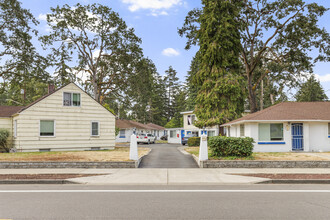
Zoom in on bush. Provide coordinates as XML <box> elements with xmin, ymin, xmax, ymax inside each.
<box><xmin>187</xmin><ymin>137</ymin><xmax>200</xmax><ymax>147</ymax></box>
<box><xmin>0</xmin><ymin>129</ymin><xmax>10</xmax><ymax>153</ymax></box>
<box><xmin>208</xmin><ymin>136</ymin><xmax>254</xmax><ymax>157</ymax></box>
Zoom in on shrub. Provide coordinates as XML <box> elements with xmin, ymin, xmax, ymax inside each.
<box><xmin>187</xmin><ymin>137</ymin><xmax>200</xmax><ymax>147</ymax></box>
<box><xmin>208</xmin><ymin>136</ymin><xmax>254</xmax><ymax>157</ymax></box>
<box><xmin>0</xmin><ymin>129</ymin><xmax>10</xmax><ymax>153</ymax></box>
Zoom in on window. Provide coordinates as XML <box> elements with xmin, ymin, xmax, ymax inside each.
<box><xmin>170</xmin><ymin>130</ymin><xmax>175</xmax><ymax>138</ymax></box>
<box><xmin>63</xmin><ymin>92</ymin><xmax>80</xmax><ymax>106</ymax></box>
<box><xmin>328</xmin><ymin>123</ymin><xmax>330</xmax><ymax>137</ymax></box>
<box><xmin>208</xmin><ymin>130</ymin><xmax>216</xmax><ymax>137</ymax></box>
<box><xmin>40</xmin><ymin>120</ymin><xmax>55</xmax><ymax>137</ymax></box>
<box><xmin>192</xmin><ymin>131</ymin><xmax>199</xmax><ymax>137</ymax></box>
<box><xmin>14</xmin><ymin>120</ymin><xmax>17</xmax><ymax>138</ymax></box>
<box><xmin>119</xmin><ymin>129</ymin><xmax>125</xmax><ymax>138</ymax></box>
<box><xmin>91</xmin><ymin>122</ymin><xmax>99</xmax><ymax>136</ymax></box>
<box><xmin>240</xmin><ymin>124</ymin><xmax>245</xmax><ymax>137</ymax></box>
<box><xmin>259</xmin><ymin>123</ymin><xmax>283</xmax><ymax>141</ymax></box>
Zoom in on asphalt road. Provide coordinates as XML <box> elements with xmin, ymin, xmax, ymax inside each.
<box><xmin>139</xmin><ymin>143</ymin><xmax>199</xmax><ymax>168</ymax></box>
<box><xmin>1</xmin><ymin>184</ymin><xmax>330</xmax><ymax>219</ymax></box>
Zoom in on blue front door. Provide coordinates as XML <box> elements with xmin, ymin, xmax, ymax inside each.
<box><xmin>181</xmin><ymin>130</ymin><xmax>185</xmax><ymax>144</ymax></box>
<box><xmin>292</xmin><ymin>123</ymin><xmax>303</xmax><ymax>151</ymax></box>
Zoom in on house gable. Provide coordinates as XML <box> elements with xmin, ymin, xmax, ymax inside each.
<box><xmin>13</xmin><ymin>83</ymin><xmax>115</xmax><ymax>151</ymax></box>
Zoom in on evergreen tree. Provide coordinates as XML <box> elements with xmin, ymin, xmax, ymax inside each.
<box><xmin>295</xmin><ymin>75</ymin><xmax>328</xmax><ymax>102</ymax></box>
<box><xmin>193</xmin><ymin>0</ymin><xmax>245</xmax><ymax>128</ymax></box>
<box><xmin>164</xmin><ymin>66</ymin><xmax>180</xmax><ymax>121</ymax></box>
<box><xmin>185</xmin><ymin>52</ymin><xmax>201</xmax><ymax>111</ymax></box>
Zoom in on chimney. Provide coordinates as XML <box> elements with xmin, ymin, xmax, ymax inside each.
<box><xmin>48</xmin><ymin>84</ymin><xmax>55</xmax><ymax>94</ymax></box>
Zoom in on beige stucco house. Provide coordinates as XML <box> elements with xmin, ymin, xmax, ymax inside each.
<box><xmin>222</xmin><ymin>102</ymin><xmax>330</xmax><ymax>152</ymax></box>
<box><xmin>0</xmin><ymin>83</ymin><xmax>115</xmax><ymax>152</ymax></box>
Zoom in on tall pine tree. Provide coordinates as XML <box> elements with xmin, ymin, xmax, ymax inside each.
<box><xmin>295</xmin><ymin>75</ymin><xmax>328</xmax><ymax>102</ymax></box>
<box><xmin>194</xmin><ymin>0</ymin><xmax>245</xmax><ymax>128</ymax></box>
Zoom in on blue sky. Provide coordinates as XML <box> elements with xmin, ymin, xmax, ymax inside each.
<box><xmin>19</xmin><ymin>0</ymin><xmax>330</xmax><ymax>96</ymax></box>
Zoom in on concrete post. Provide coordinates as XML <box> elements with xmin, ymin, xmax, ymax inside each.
<box><xmin>199</xmin><ymin>134</ymin><xmax>208</xmax><ymax>161</ymax></box>
<box><xmin>130</xmin><ymin>134</ymin><xmax>138</xmax><ymax>161</ymax></box>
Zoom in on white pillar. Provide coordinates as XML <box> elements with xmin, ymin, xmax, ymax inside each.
<box><xmin>199</xmin><ymin>134</ymin><xmax>208</xmax><ymax>161</ymax></box>
<box><xmin>130</xmin><ymin>134</ymin><xmax>138</xmax><ymax>161</ymax></box>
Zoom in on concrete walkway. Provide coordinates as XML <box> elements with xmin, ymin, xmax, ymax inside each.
<box><xmin>138</xmin><ymin>144</ymin><xmax>199</xmax><ymax>168</ymax></box>
<box><xmin>66</xmin><ymin>169</ymin><xmax>268</xmax><ymax>185</ymax></box>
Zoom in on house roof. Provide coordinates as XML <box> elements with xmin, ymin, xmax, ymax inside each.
<box><xmin>1</xmin><ymin>83</ymin><xmax>115</xmax><ymax>117</ymax></box>
<box><xmin>147</xmin><ymin>123</ymin><xmax>165</xmax><ymax>130</ymax></box>
<box><xmin>0</xmin><ymin>106</ymin><xmax>25</xmax><ymax>117</ymax></box>
<box><xmin>115</xmin><ymin>119</ymin><xmax>164</xmax><ymax>130</ymax></box>
<box><xmin>223</xmin><ymin>102</ymin><xmax>330</xmax><ymax>126</ymax></box>
<box><xmin>116</xmin><ymin>119</ymin><xmax>151</xmax><ymax>130</ymax></box>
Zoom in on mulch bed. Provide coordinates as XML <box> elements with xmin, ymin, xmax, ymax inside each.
<box><xmin>235</xmin><ymin>173</ymin><xmax>330</xmax><ymax>179</ymax></box>
<box><xmin>0</xmin><ymin>174</ymin><xmax>101</xmax><ymax>180</ymax></box>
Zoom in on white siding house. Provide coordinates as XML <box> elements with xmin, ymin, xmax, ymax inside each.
<box><xmin>181</xmin><ymin>111</ymin><xmax>219</xmax><ymax>137</ymax></box>
<box><xmin>223</xmin><ymin>102</ymin><xmax>330</xmax><ymax>152</ymax></box>
<box><xmin>0</xmin><ymin>83</ymin><xmax>115</xmax><ymax>152</ymax></box>
<box><xmin>115</xmin><ymin>119</ymin><xmax>165</xmax><ymax>143</ymax></box>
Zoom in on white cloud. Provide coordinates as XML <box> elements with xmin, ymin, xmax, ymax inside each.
<box><xmin>38</xmin><ymin>13</ymin><xmax>47</xmax><ymax>21</ymax></box>
<box><xmin>315</xmin><ymin>73</ymin><xmax>330</xmax><ymax>83</ymax></box>
<box><xmin>121</xmin><ymin>0</ymin><xmax>182</xmax><ymax>16</ymax></box>
<box><xmin>162</xmin><ymin>48</ymin><xmax>180</xmax><ymax>57</ymax></box>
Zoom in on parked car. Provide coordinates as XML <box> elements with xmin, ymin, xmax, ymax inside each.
<box><xmin>137</xmin><ymin>133</ymin><xmax>156</xmax><ymax>144</ymax></box>
<box><xmin>181</xmin><ymin>134</ymin><xmax>193</xmax><ymax>145</ymax></box>
<box><xmin>160</xmin><ymin>135</ymin><xmax>168</xmax><ymax>141</ymax></box>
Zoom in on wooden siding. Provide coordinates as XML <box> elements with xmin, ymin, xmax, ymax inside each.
<box><xmin>13</xmin><ymin>83</ymin><xmax>115</xmax><ymax>151</ymax></box>
<box><xmin>0</xmin><ymin>117</ymin><xmax>13</xmax><ymax>149</ymax></box>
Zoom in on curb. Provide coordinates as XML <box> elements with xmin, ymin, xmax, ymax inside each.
<box><xmin>258</xmin><ymin>179</ymin><xmax>330</xmax><ymax>184</ymax></box>
<box><xmin>0</xmin><ymin>179</ymin><xmax>79</xmax><ymax>184</ymax></box>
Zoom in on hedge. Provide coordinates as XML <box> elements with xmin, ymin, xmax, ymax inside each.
<box><xmin>187</xmin><ymin>137</ymin><xmax>200</xmax><ymax>147</ymax></box>
<box><xmin>0</xmin><ymin>129</ymin><xmax>10</xmax><ymax>153</ymax></box>
<box><xmin>208</xmin><ymin>136</ymin><xmax>254</xmax><ymax>157</ymax></box>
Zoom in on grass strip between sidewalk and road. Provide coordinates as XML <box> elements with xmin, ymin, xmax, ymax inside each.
<box><xmin>0</xmin><ymin>147</ymin><xmax>150</xmax><ymax>162</ymax></box>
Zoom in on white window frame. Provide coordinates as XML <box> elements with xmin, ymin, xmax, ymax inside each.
<box><xmin>91</xmin><ymin>121</ymin><xmax>100</xmax><ymax>137</ymax></box>
<box><xmin>39</xmin><ymin>120</ymin><xmax>56</xmax><ymax>137</ymax></box>
<box><xmin>63</xmin><ymin>92</ymin><xmax>81</xmax><ymax>107</ymax></box>
<box><xmin>258</xmin><ymin>123</ymin><xmax>284</xmax><ymax>141</ymax></box>
<box><xmin>13</xmin><ymin>120</ymin><xmax>17</xmax><ymax>138</ymax></box>
<box><xmin>119</xmin><ymin>129</ymin><xmax>126</xmax><ymax>138</ymax></box>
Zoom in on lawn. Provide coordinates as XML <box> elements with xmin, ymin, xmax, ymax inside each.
<box><xmin>0</xmin><ymin>147</ymin><xmax>150</xmax><ymax>162</ymax></box>
<box><xmin>185</xmin><ymin>147</ymin><xmax>330</xmax><ymax>161</ymax></box>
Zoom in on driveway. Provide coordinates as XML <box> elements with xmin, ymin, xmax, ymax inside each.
<box><xmin>139</xmin><ymin>143</ymin><xmax>199</xmax><ymax>168</ymax></box>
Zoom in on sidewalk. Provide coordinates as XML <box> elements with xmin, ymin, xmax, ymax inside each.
<box><xmin>2</xmin><ymin>168</ymin><xmax>330</xmax><ymax>185</ymax></box>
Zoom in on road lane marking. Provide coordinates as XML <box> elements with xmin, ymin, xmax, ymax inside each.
<box><xmin>1</xmin><ymin>190</ymin><xmax>330</xmax><ymax>193</ymax></box>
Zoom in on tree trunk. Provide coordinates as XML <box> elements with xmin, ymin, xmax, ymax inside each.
<box><xmin>92</xmin><ymin>76</ymin><xmax>99</xmax><ymax>102</ymax></box>
<box><xmin>270</xmin><ymin>93</ymin><xmax>275</xmax><ymax>105</ymax></box>
<box><xmin>260</xmin><ymin>79</ymin><xmax>264</xmax><ymax>110</ymax></box>
<box><xmin>248</xmin><ymin>76</ymin><xmax>258</xmax><ymax>113</ymax></box>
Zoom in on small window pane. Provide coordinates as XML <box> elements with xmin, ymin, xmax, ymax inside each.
<box><xmin>119</xmin><ymin>129</ymin><xmax>125</xmax><ymax>138</ymax></box>
<box><xmin>73</xmin><ymin>93</ymin><xmax>80</xmax><ymax>106</ymax></box>
<box><xmin>63</xmin><ymin>92</ymin><xmax>72</xmax><ymax>106</ymax></box>
<box><xmin>270</xmin><ymin>124</ymin><xmax>283</xmax><ymax>140</ymax></box>
<box><xmin>40</xmin><ymin>120</ymin><xmax>54</xmax><ymax>136</ymax></box>
<box><xmin>240</xmin><ymin>124</ymin><xmax>245</xmax><ymax>137</ymax></box>
<box><xmin>92</xmin><ymin>122</ymin><xmax>99</xmax><ymax>136</ymax></box>
<box><xmin>259</xmin><ymin>123</ymin><xmax>270</xmax><ymax>141</ymax></box>
<box><xmin>328</xmin><ymin>123</ymin><xmax>330</xmax><ymax>136</ymax></box>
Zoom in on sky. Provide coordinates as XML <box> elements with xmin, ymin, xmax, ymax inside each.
<box><xmin>18</xmin><ymin>0</ymin><xmax>330</xmax><ymax>97</ymax></box>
